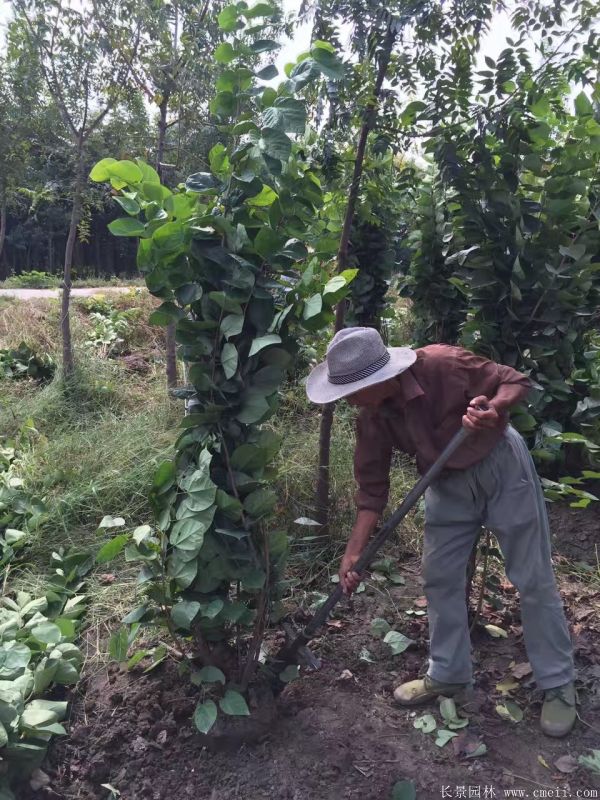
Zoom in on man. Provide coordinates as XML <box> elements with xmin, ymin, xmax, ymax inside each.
<box><xmin>306</xmin><ymin>327</ymin><xmax>575</xmax><ymax>737</ymax></box>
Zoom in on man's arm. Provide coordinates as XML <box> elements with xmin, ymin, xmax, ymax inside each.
<box><xmin>463</xmin><ymin>383</ymin><xmax>529</xmax><ymax>430</ymax></box>
<box><xmin>339</xmin><ymin>510</ymin><xmax>379</xmax><ymax>594</ymax></box>
<box><xmin>340</xmin><ymin>409</ymin><xmax>393</xmax><ymax>595</ymax></box>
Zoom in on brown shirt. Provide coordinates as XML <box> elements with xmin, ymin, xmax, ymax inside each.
<box><xmin>354</xmin><ymin>344</ymin><xmax>531</xmax><ymax>514</ymax></box>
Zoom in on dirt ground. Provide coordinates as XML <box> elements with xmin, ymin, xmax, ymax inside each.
<box><xmin>21</xmin><ymin>505</ymin><xmax>600</xmax><ymax>800</ymax></box>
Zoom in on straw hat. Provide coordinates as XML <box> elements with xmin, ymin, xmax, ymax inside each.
<box><xmin>306</xmin><ymin>327</ymin><xmax>416</xmax><ymax>404</ymax></box>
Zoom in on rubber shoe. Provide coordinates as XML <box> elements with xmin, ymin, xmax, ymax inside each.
<box><xmin>393</xmin><ymin>674</ymin><xmax>469</xmax><ymax>707</ymax></box>
<box><xmin>541</xmin><ymin>681</ymin><xmax>576</xmax><ymax>738</ymax></box>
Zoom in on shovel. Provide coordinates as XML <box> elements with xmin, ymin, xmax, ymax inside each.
<box><xmin>265</xmin><ymin>424</ymin><xmax>472</xmax><ymax>688</ymax></box>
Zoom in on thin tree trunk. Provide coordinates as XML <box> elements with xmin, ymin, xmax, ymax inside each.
<box><xmin>156</xmin><ymin>96</ymin><xmax>178</xmax><ymax>389</ymax></box>
<box><xmin>0</xmin><ymin>194</ymin><xmax>6</xmax><ymax>266</ymax></box>
<box><xmin>62</xmin><ymin>138</ymin><xmax>85</xmax><ymax>377</ymax></box>
<box><xmin>315</xmin><ymin>25</ymin><xmax>397</xmax><ymax>529</ymax></box>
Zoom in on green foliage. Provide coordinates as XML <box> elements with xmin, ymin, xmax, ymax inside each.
<box><xmin>0</xmin><ymin>548</ymin><xmax>89</xmax><ymax>797</ymax></box>
<box><xmin>1</xmin><ymin>271</ymin><xmax>61</xmax><ymax>289</ymax></box>
<box><xmin>0</xmin><ymin>343</ymin><xmax>55</xmax><ymax>382</ymax></box>
<box><xmin>0</xmin><ymin>426</ymin><xmax>46</xmax><ymax>537</ymax></box>
<box><xmin>92</xmin><ymin>8</ymin><xmax>353</xmax><ymax>730</ymax></box>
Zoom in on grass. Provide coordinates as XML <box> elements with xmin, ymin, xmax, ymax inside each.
<box><xmin>1</xmin><ymin>271</ymin><xmax>145</xmax><ymax>289</ymax></box>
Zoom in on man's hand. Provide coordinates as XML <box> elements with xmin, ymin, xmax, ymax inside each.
<box><xmin>463</xmin><ymin>395</ymin><xmax>500</xmax><ymax>431</ymax></box>
<box><xmin>339</xmin><ymin>550</ymin><xmax>362</xmax><ymax>595</ymax></box>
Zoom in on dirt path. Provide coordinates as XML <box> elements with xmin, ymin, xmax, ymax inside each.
<box><xmin>22</xmin><ymin>552</ymin><xmax>600</xmax><ymax>800</ymax></box>
<box><xmin>0</xmin><ymin>287</ymin><xmax>134</xmax><ymax>299</ymax></box>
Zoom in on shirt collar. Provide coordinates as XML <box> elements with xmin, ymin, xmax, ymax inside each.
<box><xmin>379</xmin><ymin>368</ymin><xmax>424</xmax><ymax>413</ymax></box>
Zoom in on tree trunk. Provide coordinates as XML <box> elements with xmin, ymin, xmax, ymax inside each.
<box><xmin>156</xmin><ymin>94</ymin><xmax>178</xmax><ymax>389</ymax></box>
<box><xmin>62</xmin><ymin>138</ymin><xmax>85</xmax><ymax>378</ymax></box>
<box><xmin>0</xmin><ymin>195</ymin><xmax>6</xmax><ymax>266</ymax></box>
<box><xmin>314</xmin><ymin>25</ymin><xmax>397</xmax><ymax>529</ymax></box>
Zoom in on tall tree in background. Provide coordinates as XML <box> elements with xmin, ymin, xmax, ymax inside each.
<box><xmin>14</xmin><ymin>0</ymin><xmax>139</xmax><ymax>376</ymax></box>
<box><xmin>304</xmin><ymin>0</ymin><xmax>497</xmax><ymax>528</ymax></box>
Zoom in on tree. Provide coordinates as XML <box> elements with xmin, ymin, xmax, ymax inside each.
<box><xmin>92</xmin><ymin>6</ymin><xmax>354</xmax><ymax>729</ymax></box>
<box><xmin>14</xmin><ymin>0</ymin><xmax>139</xmax><ymax>375</ymax></box>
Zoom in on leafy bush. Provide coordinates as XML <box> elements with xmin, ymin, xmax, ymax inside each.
<box><xmin>2</xmin><ymin>271</ymin><xmax>61</xmax><ymax>289</ymax></box>
<box><xmin>91</xmin><ymin>11</ymin><xmax>354</xmax><ymax>734</ymax></box>
<box><xmin>0</xmin><ymin>342</ymin><xmax>56</xmax><ymax>382</ymax></box>
<box><xmin>0</xmin><ymin>549</ymin><xmax>89</xmax><ymax>799</ymax></box>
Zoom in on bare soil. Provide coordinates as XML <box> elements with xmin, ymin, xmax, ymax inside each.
<box><xmin>20</xmin><ymin>525</ymin><xmax>600</xmax><ymax>800</ymax></box>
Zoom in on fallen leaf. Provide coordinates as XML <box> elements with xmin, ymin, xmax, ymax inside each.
<box><xmin>414</xmin><ymin>597</ymin><xmax>428</xmax><ymax>608</ymax></box>
<box><xmin>485</xmin><ymin>624</ymin><xmax>508</xmax><ymax>638</ymax></box>
<box><xmin>554</xmin><ymin>755</ymin><xmax>579</xmax><ymax>774</ymax></box>
<box><xmin>453</xmin><ymin>731</ymin><xmax>488</xmax><ymax>759</ymax></box>
<box><xmin>389</xmin><ymin>573</ymin><xmax>406</xmax><ymax>585</ymax></box>
<box><xmin>413</xmin><ymin>713</ymin><xmax>436</xmax><ymax>734</ymax></box>
<box><xmin>370</xmin><ymin>617</ymin><xmax>391</xmax><ymax>638</ymax></box>
<box><xmin>496</xmin><ymin>678</ymin><xmax>519</xmax><ymax>695</ymax></box>
<box><xmin>392</xmin><ymin>779</ymin><xmax>416</xmax><ymax>800</ymax></box>
<box><xmin>156</xmin><ymin>729</ymin><xmax>168</xmax><ymax>744</ymax></box>
<box><xmin>326</xmin><ymin>620</ymin><xmax>343</xmax><ymax>629</ymax></box>
<box><xmin>337</xmin><ymin>669</ymin><xmax>354</xmax><ymax>682</ymax></box>
<box><xmin>511</xmin><ymin>662</ymin><xmax>532</xmax><ymax>679</ymax></box>
<box><xmin>98</xmin><ymin>573</ymin><xmax>116</xmax><ymax>584</ymax></box>
<box><xmin>384</xmin><ymin>630</ymin><xmax>414</xmax><ymax>656</ymax></box>
<box><xmin>358</xmin><ymin>648</ymin><xmax>375</xmax><ymax>663</ymax></box>
<box><xmin>495</xmin><ymin>701</ymin><xmax>523</xmax><ymax>723</ymax></box>
<box><xmin>538</xmin><ymin>755</ymin><xmax>550</xmax><ymax>769</ymax></box>
<box><xmin>435</xmin><ymin>729</ymin><xmax>458</xmax><ymax>747</ymax></box>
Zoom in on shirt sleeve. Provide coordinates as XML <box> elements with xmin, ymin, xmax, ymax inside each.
<box><xmin>454</xmin><ymin>347</ymin><xmax>531</xmax><ymax>403</ymax></box>
<box><xmin>353</xmin><ymin>409</ymin><xmax>393</xmax><ymax>515</ymax></box>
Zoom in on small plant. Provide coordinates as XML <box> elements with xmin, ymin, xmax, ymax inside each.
<box><xmin>0</xmin><ymin>343</ymin><xmax>56</xmax><ymax>382</ymax></box>
<box><xmin>0</xmin><ymin>548</ymin><xmax>90</xmax><ymax>798</ymax></box>
<box><xmin>84</xmin><ymin>309</ymin><xmax>139</xmax><ymax>358</ymax></box>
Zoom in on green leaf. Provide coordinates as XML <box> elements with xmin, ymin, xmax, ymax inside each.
<box><xmin>383</xmin><ymin>630</ymin><xmax>414</xmax><ymax>655</ymax></box>
<box><xmin>575</xmin><ymin>91</ymin><xmax>594</xmax><ymax>117</ymax></box>
<box><xmin>249</xmin><ymin>334</ymin><xmax>281</xmax><ymax>357</ymax></box>
<box><xmin>31</xmin><ymin>621</ymin><xmax>62</xmax><ymax>644</ymax></box>
<box><xmin>108</xmin><ymin>218</ymin><xmax>146</xmax><ymax>237</ymax></box>
<box><xmin>107</xmin><ymin>160</ymin><xmax>143</xmax><ymax>185</ymax></box>
<box><xmin>256</xmin><ymin>64</ymin><xmax>278</xmax><ymax>80</ymax></box>
<box><xmin>98</xmin><ymin>515</ymin><xmax>126</xmax><ymax>530</ymax></box>
<box><xmin>370</xmin><ymin>618</ymin><xmax>391</xmax><ymax>638</ymax></box>
<box><xmin>221</xmin><ymin>313</ymin><xmax>244</xmax><ymax>340</ymax></box>
<box><xmin>260</xmin><ymin>128</ymin><xmax>291</xmax><ymax>162</ymax></box>
<box><xmin>186</xmin><ymin>172</ymin><xmax>220</xmax><ymax>193</ymax></box>
<box><xmin>484</xmin><ymin>624</ymin><xmax>507</xmax><ymax>638</ymax></box>
<box><xmin>90</xmin><ymin>158</ymin><xmax>118</xmax><ymax>182</ymax></box>
<box><xmin>171</xmin><ymin>600</ymin><xmax>200</xmax><ymax>630</ymax></box>
<box><xmin>263</xmin><ymin>98</ymin><xmax>306</xmax><ymax>133</ymax></box>
<box><xmin>243</xmin><ymin>488</ymin><xmax>277</xmax><ymax>518</ymax></box>
<box><xmin>108</xmin><ymin>627</ymin><xmax>129</xmax><ymax>662</ymax></box>
<box><xmin>303</xmin><ymin>293</ymin><xmax>322</xmax><ymax>321</ymax></box>
<box><xmin>578</xmin><ymin>750</ymin><xmax>600</xmax><ymax>775</ymax></box>
<box><xmin>219</xmin><ymin>689</ymin><xmax>250</xmax><ymax>716</ymax></box>
<box><xmin>236</xmin><ymin>390</ymin><xmax>271</xmax><ymax>424</ymax></box>
<box><xmin>279</xmin><ymin>664</ymin><xmax>299</xmax><ymax>683</ymax></box>
<box><xmin>495</xmin><ymin>701</ymin><xmax>523</xmax><ymax>723</ymax></box>
<box><xmin>153</xmin><ymin>461</ymin><xmax>176</xmax><ymax>493</ymax></box>
<box><xmin>215</xmin><ymin>42</ymin><xmax>237</xmax><ymax>64</ymax></box>
<box><xmin>311</xmin><ymin>44</ymin><xmax>344</xmax><ymax>79</ymax></box>
<box><xmin>435</xmin><ymin>729</ymin><xmax>458</xmax><ymax>747</ymax></box>
<box><xmin>96</xmin><ymin>534</ymin><xmax>129</xmax><ymax>564</ymax></box>
<box><xmin>246</xmin><ymin>185</ymin><xmax>278</xmax><ymax>207</ymax></box>
<box><xmin>170</xmin><ymin>508</ymin><xmax>215</xmax><ymax>550</ymax></box>
<box><xmin>392</xmin><ymin>780</ymin><xmax>417</xmax><ymax>800</ymax></box>
<box><xmin>194</xmin><ymin>666</ymin><xmax>226</xmax><ymax>685</ymax></box>
<box><xmin>413</xmin><ymin>713</ymin><xmax>436</xmax><ymax>733</ymax></box>
<box><xmin>250</xmin><ymin>39</ymin><xmax>281</xmax><ymax>53</ymax></box>
<box><xmin>114</xmin><ymin>196</ymin><xmax>140</xmax><ymax>215</ymax></box>
<box><xmin>217</xmin><ymin>5</ymin><xmax>239</xmax><ymax>31</ymax></box>
<box><xmin>243</xmin><ymin>3</ymin><xmax>277</xmax><ymax>18</ymax></box>
<box><xmin>194</xmin><ymin>700</ymin><xmax>218</xmax><ymax>734</ymax></box>
<box><xmin>221</xmin><ymin>343</ymin><xmax>238</xmax><ymax>379</ymax></box>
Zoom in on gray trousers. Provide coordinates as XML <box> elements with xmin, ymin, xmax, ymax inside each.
<box><xmin>423</xmin><ymin>426</ymin><xmax>574</xmax><ymax>690</ymax></box>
